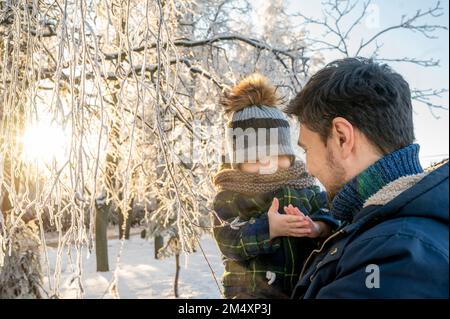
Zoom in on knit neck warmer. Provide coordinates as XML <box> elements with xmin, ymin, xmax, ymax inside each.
<box><xmin>331</xmin><ymin>143</ymin><xmax>423</xmax><ymax>222</ymax></box>
<box><xmin>213</xmin><ymin>161</ymin><xmax>315</xmax><ymax>196</ymax></box>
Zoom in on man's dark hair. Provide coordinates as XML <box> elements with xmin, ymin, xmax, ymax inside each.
<box><xmin>286</xmin><ymin>57</ymin><xmax>415</xmax><ymax>154</ymax></box>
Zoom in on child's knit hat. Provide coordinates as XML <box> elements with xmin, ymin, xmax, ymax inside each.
<box><xmin>221</xmin><ymin>73</ymin><xmax>296</xmax><ymax>167</ymax></box>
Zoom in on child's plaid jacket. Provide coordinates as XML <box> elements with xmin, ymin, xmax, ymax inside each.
<box><xmin>213</xmin><ymin>185</ymin><xmax>341</xmax><ymax>299</ymax></box>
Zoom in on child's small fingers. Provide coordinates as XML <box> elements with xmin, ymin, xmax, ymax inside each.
<box><xmin>288</xmin><ymin>221</ymin><xmax>310</xmax><ymax>228</ymax></box>
<box><xmin>284</xmin><ymin>205</ymin><xmax>295</xmax><ymax>215</ymax></box>
<box><xmin>285</xmin><ymin>215</ymin><xmax>303</xmax><ymax>223</ymax></box>
<box><xmin>285</xmin><ymin>206</ymin><xmax>295</xmax><ymax>215</ymax></box>
<box><xmin>294</xmin><ymin>208</ymin><xmax>305</xmax><ymax>217</ymax></box>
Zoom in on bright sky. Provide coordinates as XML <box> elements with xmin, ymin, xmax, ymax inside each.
<box><xmin>252</xmin><ymin>0</ymin><xmax>449</xmax><ymax>167</ymax></box>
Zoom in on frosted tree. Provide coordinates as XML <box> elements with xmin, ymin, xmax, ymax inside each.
<box><xmin>293</xmin><ymin>0</ymin><xmax>448</xmax><ymax>114</ymax></box>
<box><xmin>0</xmin><ymin>0</ymin><xmax>313</xmax><ymax>298</ymax></box>
<box><xmin>0</xmin><ymin>0</ymin><xmax>47</xmax><ymax>298</ymax></box>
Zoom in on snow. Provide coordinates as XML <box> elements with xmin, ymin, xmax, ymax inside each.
<box><xmin>42</xmin><ymin>230</ymin><xmax>224</xmax><ymax>299</ymax></box>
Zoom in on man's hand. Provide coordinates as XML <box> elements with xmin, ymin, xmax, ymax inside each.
<box><xmin>284</xmin><ymin>204</ymin><xmax>330</xmax><ymax>238</ymax></box>
<box><xmin>268</xmin><ymin>198</ymin><xmax>310</xmax><ymax>239</ymax></box>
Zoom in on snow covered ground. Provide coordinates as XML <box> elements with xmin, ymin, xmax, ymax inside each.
<box><xmin>41</xmin><ymin>230</ymin><xmax>224</xmax><ymax>299</ymax></box>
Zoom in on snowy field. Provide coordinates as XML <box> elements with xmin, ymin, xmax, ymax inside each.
<box><xmin>41</xmin><ymin>230</ymin><xmax>224</xmax><ymax>299</ymax></box>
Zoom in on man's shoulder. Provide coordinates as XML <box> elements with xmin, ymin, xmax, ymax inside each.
<box><xmin>353</xmin><ymin>160</ymin><xmax>449</xmax><ymax>250</ymax></box>
<box><xmin>363</xmin><ymin>160</ymin><xmax>448</xmax><ymax>209</ymax></box>
<box><xmin>346</xmin><ymin>215</ymin><xmax>448</xmax><ymax>261</ymax></box>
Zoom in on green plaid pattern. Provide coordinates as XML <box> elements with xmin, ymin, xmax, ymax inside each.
<box><xmin>213</xmin><ymin>185</ymin><xmax>340</xmax><ymax>298</ymax></box>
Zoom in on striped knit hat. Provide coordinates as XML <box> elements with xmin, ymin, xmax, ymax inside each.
<box><xmin>221</xmin><ymin>74</ymin><xmax>295</xmax><ymax>167</ymax></box>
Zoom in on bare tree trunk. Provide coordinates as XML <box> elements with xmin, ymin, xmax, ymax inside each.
<box><xmin>174</xmin><ymin>253</ymin><xmax>180</xmax><ymax>298</ymax></box>
<box><xmin>95</xmin><ymin>4</ymin><xmax>127</xmax><ymax>270</ymax></box>
<box><xmin>114</xmin><ymin>2</ymin><xmax>133</xmax><ymax>241</ymax></box>
<box><xmin>154</xmin><ymin>235</ymin><xmax>164</xmax><ymax>259</ymax></box>
<box><xmin>95</xmin><ymin>202</ymin><xmax>109</xmax><ymax>272</ymax></box>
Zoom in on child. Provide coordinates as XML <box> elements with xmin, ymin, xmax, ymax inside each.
<box><xmin>213</xmin><ymin>74</ymin><xmax>340</xmax><ymax>299</ymax></box>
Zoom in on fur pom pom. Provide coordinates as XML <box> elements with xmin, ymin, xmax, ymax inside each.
<box><xmin>221</xmin><ymin>73</ymin><xmax>280</xmax><ymax>113</ymax></box>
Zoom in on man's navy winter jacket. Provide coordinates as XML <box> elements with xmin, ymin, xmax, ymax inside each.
<box><xmin>292</xmin><ymin>162</ymin><xmax>449</xmax><ymax>298</ymax></box>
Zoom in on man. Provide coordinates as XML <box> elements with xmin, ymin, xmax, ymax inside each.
<box><xmin>278</xmin><ymin>57</ymin><xmax>448</xmax><ymax>298</ymax></box>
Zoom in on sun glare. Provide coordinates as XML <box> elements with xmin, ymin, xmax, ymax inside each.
<box><xmin>22</xmin><ymin>120</ymin><xmax>69</xmax><ymax>166</ymax></box>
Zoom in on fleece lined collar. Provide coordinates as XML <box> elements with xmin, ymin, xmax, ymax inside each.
<box><xmin>331</xmin><ymin>144</ymin><xmax>423</xmax><ymax>222</ymax></box>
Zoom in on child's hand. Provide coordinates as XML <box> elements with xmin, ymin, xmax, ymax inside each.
<box><xmin>267</xmin><ymin>198</ymin><xmax>309</xmax><ymax>239</ymax></box>
<box><xmin>283</xmin><ymin>204</ymin><xmax>329</xmax><ymax>238</ymax></box>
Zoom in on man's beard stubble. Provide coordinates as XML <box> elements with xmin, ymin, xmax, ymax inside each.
<box><xmin>325</xmin><ymin>147</ymin><xmax>346</xmax><ymax>204</ymax></box>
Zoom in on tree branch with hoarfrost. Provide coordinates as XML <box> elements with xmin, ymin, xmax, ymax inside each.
<box><xmin>292</xmin><ymin>0</ymin><xmax>448</xmax><ymax>111</ymax></box>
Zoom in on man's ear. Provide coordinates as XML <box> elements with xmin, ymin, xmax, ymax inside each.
<box><xmin>330</xmin><ymin>117</ymin><xmax>354</xmax><ymax>159</ymax></box>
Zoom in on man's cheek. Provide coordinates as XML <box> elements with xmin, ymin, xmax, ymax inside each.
<box><xmin>305</xmin><ymin>157</ymin><xmax>316</xmax><ymax>177</ymax></box>
<box><xmin>309</xmin><ymin>157</ymin><xmax>325</xmax><ymax>180</ymax></box>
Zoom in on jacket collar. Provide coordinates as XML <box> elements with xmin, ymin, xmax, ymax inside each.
<box><xmin>331</xmin><ymin>144</ymin><xmax>423</xmax><ymax>223</ymax></box>
<box><xmin>344</xmin><ymin>161</ymin><xmax>448</xmax><ymax>233</ymax></box>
